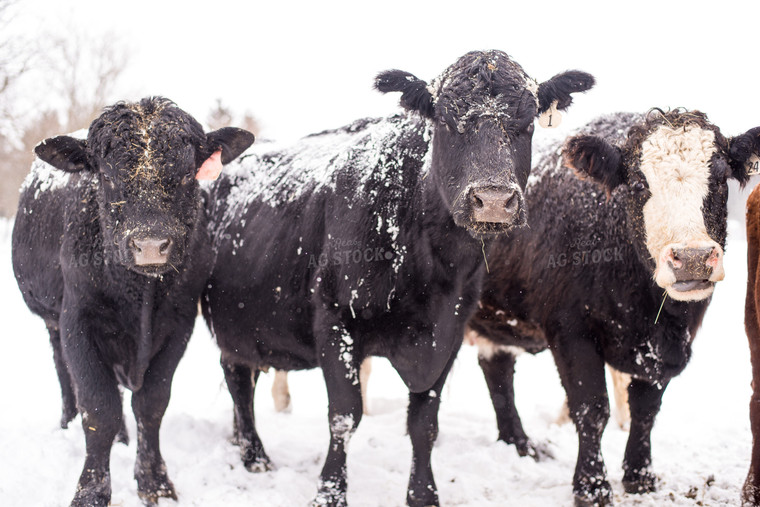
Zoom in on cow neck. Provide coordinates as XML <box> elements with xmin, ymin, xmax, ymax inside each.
<box><xmin>130</xmin><ymin>278</ymin><xmax>156</xmax><ymax>391</ymax></box>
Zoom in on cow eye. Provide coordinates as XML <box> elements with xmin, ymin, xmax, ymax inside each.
<box><xmin>101</xmin><ymin>173</ymin><xmax>114</xmax><ymax>186</ymax></box>
<box><xmin>632</xmin><ymin>181</ymin><xmax>647</xmax><ymax>193</ymax></box>
<box><xmin>181</xmin><ymin>173</ymin><xmax>195</xmax><ymax>185</ymax></box>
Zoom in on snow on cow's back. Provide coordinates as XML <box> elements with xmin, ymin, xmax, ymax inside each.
<box><xmin>20</xmin><ymin>129</ymin><xmax>93</xmax><ymax>201</ymax></box>
<box><xmin>211</xmin><ymin>113</ymin><xmax>431</xmax><ymax>231</ymax></box>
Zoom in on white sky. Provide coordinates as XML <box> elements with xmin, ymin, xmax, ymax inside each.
<box><xmin>12</xmin><ymin>0</ymin><xmax>760</xmax><ymax>140</ymax></box>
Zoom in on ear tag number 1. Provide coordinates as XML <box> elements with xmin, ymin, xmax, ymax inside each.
<box><xmin>539</xmin><ymin>100</ymin><xmax>561</xmax><ymax>129</ymax></box>
<box><xmin>748</xmin><ymin>154</ymin><xmax>760</xmax><ymax>176</ymax></box>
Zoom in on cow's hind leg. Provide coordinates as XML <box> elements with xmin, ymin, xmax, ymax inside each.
<box><xmin>47</xmin><ymin>324</ymin><xmax>77</xmax><ymax>429</ymax></box>
<box><xmin>621</xmin><ymin>378</ymin><xmax>666</xmax><ymax>494</ymax></box>
<box><xmin>477</xmin><ymin>347</ymin><xmax>551</xmax><ymax>460</ymax></box>
<box><xmin>223</xmin><ymin>359</ymin><xmax>273</xmax><ymax>472</ymax></box>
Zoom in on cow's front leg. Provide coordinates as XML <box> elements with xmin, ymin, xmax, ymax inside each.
<box><xmin>405</xmin><ymin>349</ymin><xmax>457</xmax><ymax>507</ymax></box>
<box><xmin>62</xmin><ymin>317</ymin><xmax>122</xmax><ymax>507</ymax></box>
<box><xmin>312</xmin><ymin>314</ymin><xmax>363</xmax><ymax>507</ymax></box>
<box><xmin>553</xmin><ymin>337</ymin><xmax>612</xmax><ymax>507</ymax></box>
<box><xmin>223</xmin><ymin>359</ymin><xmax>272</xmax><ymax>472</ymax></box>
<box><xmin>131</xmin><ymin>333</ymin><xmax>190</xmax><ymax>505</ymax></box>
<box><xmin>622</xmin><ymin>378</ymin><xmax>666</xmax><ymax>494</ymax></box>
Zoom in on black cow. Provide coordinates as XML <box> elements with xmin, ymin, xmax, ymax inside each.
<box><xmin>469</xmin><ymin>109</ymin><xmax>759</xmax><ymax>506</ymax></box>
<box><xmin>12</xmin><ymin>97</ymin><xmax>254</xmax><ymax>506</ymax></box>
<box><xmin>202</xmin><ymin>50</ymin><xmax>593</xmax><ymax>506</ymax></box>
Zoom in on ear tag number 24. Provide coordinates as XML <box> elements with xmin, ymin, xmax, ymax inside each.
<box><xmin>748</xmin><ymin>154</ymin><xmax>760</xmax><ymax>176</ymax></box>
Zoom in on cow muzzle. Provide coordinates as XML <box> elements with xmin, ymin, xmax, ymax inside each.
<box><xmin>654</xmin><ymin>242</ymin><xmax>724</xmax><ymax>301</ymax></box>
<box><xmin>129</xmin><ymin>236</ymin><xmax>173</xmax><ymax>267</ymax></box>
<box><xmin>468</xmin><ymin>185</ymin><xmax>525</xmax><ymax>230</ymax></box>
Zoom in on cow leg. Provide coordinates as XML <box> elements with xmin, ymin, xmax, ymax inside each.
<box><xmin>405</xmin><ymin>349</ymin><xmax>458</xmax><ymax>507</ymax></box>
<box><xmin>477</xmin><ymin>349</ymin><xmax>550</xmax><ymax>460</ymax></box>
<box><xmin>62</xmin><ymin>322</ymin><xmax>122</xmax><ymax>507</ymax></box>
<box><xmin>621</xmin><ymin>378</ymin><xmax>666</xmax><ymax>494</ymax></box>
<box><xmin>312</xmin><ymin>317</ymin><xmax>363</xmax><ymax>507</ymax></box>
<box><xmin>553</xmin><ymin>338</ymin><xmax>612</xmax><ymax>507</ymax></box>
<box><xmin>272</xmin><ymin>370</ymin><xmax>292</xmax><ymax>413</ymax></box>
<box><xmin>745</xmin><ymin>198</ymin><xmax>760</xmax><ymax>507</ymax></box>
<box><xmin>47</xmin><ymin>324</ymin><xmax>78</xmax><ymax>429</ymax></box>
<box><xmin>131</xmin><ymin>334</ymin><xmax>191</xmax><ymax>505</ymax></box>
<box><xmin>223</xmin><ymin>360</ymin><xmax>273</xmax><ymax>472</ymax></box>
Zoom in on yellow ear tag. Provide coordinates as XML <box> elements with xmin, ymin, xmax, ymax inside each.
<box><xmin>748</xmin><ymin>153</ymin><xmax>760</xmax><ymax>176</ymax></box>
<box><xmin>538</xmin><ymin>100</ymin><xmax>561</xmax><ymax>129</ymax></box>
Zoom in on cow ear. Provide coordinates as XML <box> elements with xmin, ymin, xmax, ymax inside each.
<box><xmin>375</xmin><ymin>70</ymin><xmax>435</xmax><ymax>119</ymax></box>
<box><xmin>537</xmin><ymin>71</ymin><xmax>595</xmax><ymax>114</ymax></box>
<box><xmin>563</xmin><ymin>134</ymin><xmax>625</xmax><ymax>194</ymax></box>
<box><xmin>34</xmin><ymin>136</ymin><xmax>89</xmax><ymax>173</ymax></box>
<box><xmin>728</xmin><ymin>126</ymin><xmax>760</xmax><ymax>187</ymax></box>
<box><xmin>206</xmin><ymin>127</ymin><xmax>255</xmax><ymax>164</ymax></box>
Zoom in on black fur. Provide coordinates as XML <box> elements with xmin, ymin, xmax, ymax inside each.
<box><xmin>375</xmin><ymin>70</ymin><xmax>435</xmax><ymax>118</ymax></box>
<box><xmin>564</xmin><ymin>134</ymin><xmax>625</xmax><ymax>194</ymax></box>
<box><xmin>729</xmin><ymin>126</ymin><xmax>760</xmax><ymax>185</ymax></box>
<box><xmin>12</xmin><ymin>97</ymin><xmax>254</xmax><ymax>507</ymax></box>
<box><xmin>203</xmin><ymin>50</ymin><xmax>594</xmax><ymax>507</ymax></box>
<box><xmin>537</xmin><ymin>70</ymin><xmax>596</xmax><ymax>113</ymax></box>
<box><xmin>469</xmin><ymin>110</ymin><xmax>758</xmax><ymax>506</ymax></box>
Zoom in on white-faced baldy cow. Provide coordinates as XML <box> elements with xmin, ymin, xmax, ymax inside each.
<box><xmin>468</xmin><ymin>109</ymin><xmax>758</xmax><ymax>506</ymax></box>
<box><xmin>201</xmin><ymin>50</ymin><xmax>594</xmax><ymax>507</ymax></box>
<box><xmin>12</xmin><ymin>97</ymin><xmax>254</xmax><ymax>507</ymax></box>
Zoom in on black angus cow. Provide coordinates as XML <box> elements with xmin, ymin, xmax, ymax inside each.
<box><xmin>202</xmin><ymin>50</ymin><xmax>594</xmax><ymax>507</ymax></box>
<box><xmin>469</xmin><ymin>109</ymin><xmax>759</xmax><ymax>506</ymax></box>
<box><xmin>12</xmin><ymin>97</ymin><xmax>254</xmax><ymax>507</ymax></box>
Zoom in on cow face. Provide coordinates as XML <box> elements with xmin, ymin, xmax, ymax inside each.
<box><xmin>35</xmin><ymin>97</ymin><xmax>254</xmax><ymax>276</ymax></box>
<box><xmin>565</xmin><ymin>110</ymin><xmax>758</xmax><ymax>301</ymax></box>
<box><xmin>376</xmin><ymin>50</ymin><xmax>594</xmax><ymax>238</ymax></box>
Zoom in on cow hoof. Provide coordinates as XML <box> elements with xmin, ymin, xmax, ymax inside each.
<box><xmin>573</xmin><ymin>481</ymin><xmax>613</xmax><ymax>507</ymax></box>
<box><xmin>516</xmin><ymin>439</ymin><xmax>554</xmax><ymax>462</ymax></box>
<box><xmin>742</xmin><ymin>477</ymin><xmax>760</xmax><ymax>506</ymax></box>
<box><xmin>241</xmin><ymin>441</ymin><xmax>273</xmax><ymax>473</ymax></box>
<box><xmin>71</xmin><ymin>481</ymin><xmax>111</xmax><ymax>507</ymax></box>
<box><xmin>622</xmin><ymin>468</ymin><xmax>658</xmax><ymax>494</ymax></box>
<box><xmin>244</xmin><ymin>457</ymin><xmax>274</xmax><ymax>473</ymax></box>
<box><xmin>311</xmin><ymin>479</ymin><xmax>347</xmax><ymax>507</ymax></box>
<box><xmin>573</xmin><ymin>492</ymin><xmax>613</xmax><ymax>507</ymax></box>
<box><xmin>407</xmin><ymin>489</ymin><xmax>439</xmax><ymax>507</ymax></box>
<box><xmin>137</xmin><ymin>478</ymin><xmax>178</xmax><ymax>506</ymax></box>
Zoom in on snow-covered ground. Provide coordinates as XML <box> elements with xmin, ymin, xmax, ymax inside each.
<box><xmin>0</xmin><ymin>196</ymin><xmax>754</xmax><ymax>507</ymax></box>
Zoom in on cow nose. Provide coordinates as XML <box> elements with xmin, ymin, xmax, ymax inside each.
<box><xmin>666</xmin><ymin>246</ymin><xmax>717</xmax><ymax>280</ymax></box>
<box><xmin>129</xmin><ymin>237</ymin><xmax>173</xmax><ymax>266</ymax></box>
<box><xmin>471</xmin><ymin>187</ymin><xmax>520</xmax><ymax>224</ymax></box>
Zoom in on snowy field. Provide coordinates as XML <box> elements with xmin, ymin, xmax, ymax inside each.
<box><xmin>0</xmin><ymin>205</ymin><xmax>754</xmax><ymax>507</ymax></box>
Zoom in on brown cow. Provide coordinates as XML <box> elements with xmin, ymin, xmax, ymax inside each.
<box><xmin>744</xmin><ymin>173</ymin><xmax>760</xmax><ymax>505</ymax></box>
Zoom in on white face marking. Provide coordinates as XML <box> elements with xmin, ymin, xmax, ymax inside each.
<box><xmin>639</xmin><ymin>124</ymin><xmax>723</xmax><ymax>301</ymax></box>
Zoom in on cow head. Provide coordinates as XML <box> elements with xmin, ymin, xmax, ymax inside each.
<box><xmin>35</xmin><ymin>97</ymin><xmax>255</xmax><ymax>276</ymax></box>
<box><xmin>565</xmin><ymin>109</ymin><xmax>758</xmax><ymax>301</ymax></box>
<box><xmin>376</xmin><ymin>50</ymin><xmax>594</xmax><ymax>238</ymax></box>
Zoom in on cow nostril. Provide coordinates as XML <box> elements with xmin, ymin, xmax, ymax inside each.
<box><xmin>129</xmin><ymin>238</ymin><xmax>140</xmax><ymax>253</ymax></box>
<box><xmin>159</xmin><ymin>238</ymin><xmax>172</xmax><ymax>255</ymax></box>
<box><xmin>472</xmin><ymin>194</ymin><xmax>484</xmax><ymax>209</ymax></box>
